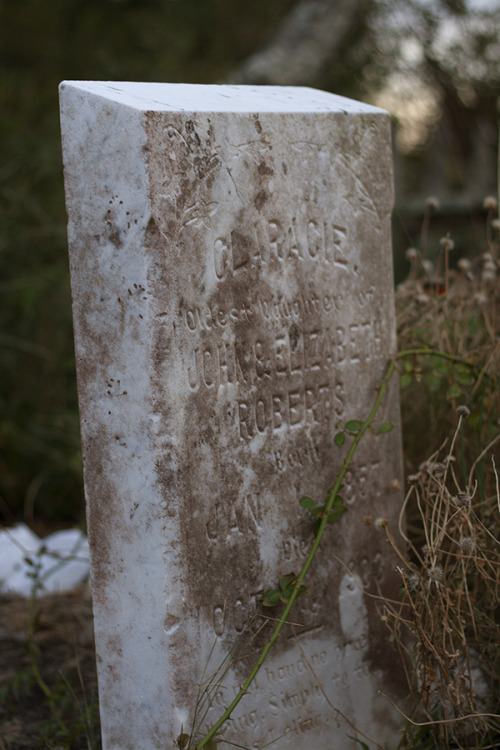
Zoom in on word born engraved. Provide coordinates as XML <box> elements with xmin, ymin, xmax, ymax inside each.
<box><xmin>213</xmin><ymin>215</ymin><xmax>352</xmax><ymax>281</ymax></box>
<box><xmin>274</xmin><ymin>438</ymin><xmax>321</xmax><ymax>473</ymax></box>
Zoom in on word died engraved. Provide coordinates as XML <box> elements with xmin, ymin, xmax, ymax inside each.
<box><xmin>213</xmin><ymin>216</ymin><xmax>352</xmax><ymax>280</ymax></box>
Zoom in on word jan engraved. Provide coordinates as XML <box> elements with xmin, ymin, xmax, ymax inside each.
<box><xmin>206</xmin><ymin>492</ymin><xmax>262</xmax><ymax>542</ymax></box>
<box><xmin>213</xmin><ymin>216</ymin><xmax>353</xmax><ymax>281</ymax></box>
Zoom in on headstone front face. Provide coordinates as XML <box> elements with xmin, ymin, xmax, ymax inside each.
<box><xmin>60</xmin><ymin>82</ymin><xmax>405</xmax><ymax>750</ymax></box>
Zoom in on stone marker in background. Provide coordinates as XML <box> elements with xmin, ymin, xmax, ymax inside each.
<box><xmin>60</xmin><ymin>82</ymin><xmax>405</xmax><ymax>750</ymax></box>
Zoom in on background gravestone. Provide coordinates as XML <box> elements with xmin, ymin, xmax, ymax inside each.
<box><xmin>60</xmin><ymin>82</ymin><xmax>405</xmax><ymax>750</ymax></box>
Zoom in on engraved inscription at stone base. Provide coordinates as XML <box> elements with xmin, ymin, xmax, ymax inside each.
<box><xmin>60</xmin><ymin>82</ymin><xmax>405</xmax><ymax>750</ymax></box>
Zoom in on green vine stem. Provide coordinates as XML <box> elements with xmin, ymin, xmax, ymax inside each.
<box><xmin>196</xmin><ymin>355</ymin><xmax>401</xmax><ymax>749</ymax></box>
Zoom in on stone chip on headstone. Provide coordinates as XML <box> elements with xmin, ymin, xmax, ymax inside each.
<box><xmin>60</xmin><ymin>81</ymin><xmax>405</xmax><ymax>750</ymax></box>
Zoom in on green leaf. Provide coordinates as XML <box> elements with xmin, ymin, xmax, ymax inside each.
<box><xmin>378</xmin><ymin>422</ymin><xmax>394</xmax><ymax>434</ymax></box>
<box><xmin>261</xmin><ymin>589</ymin><xmax>282</xmax><ymax>607</ymax></box>
<box><xmin>280</xmin><ymin>587</ymin><xmax>294</xmax><ymax>602</ymax></box>
<box><xmin>299</xmin><ymin>496</ymin><xmax>315</xmax><ymax>510</ymax></box>
<box><xmin>456</xmin><ymin>367</ymin><xmax>474</xmax><ymax>385</ymax></box>
<box><xmin>326</xmin><ymin>506</ymin><xmax>347</xmax><ymax>523</ymax></box>
<box><xmin>326</xmin><ymin>495</ymin><xmax>346</xmax><ymax>523</ymax></box>
<box><xmin>400</xmin><ymin>373</ymin><xmax>412</xmax><ymax>388</ymax></box>
<box><xmin>429</xmin><ymin>354</ymin><xmax>444</xmax><ymax>368</ymax></box>
<box><xmin>447</xmin><ymin>382</ymin><xmax>462</xmax><ymax>399</ymax></box>
<box><xmin>347</xmin><ymin>736</ymin><xmax>370</xmax><ymax>750</ymax></box>
<box><xmin>345</xmin><ymin>419</ymin><xmax>362</xmax><ymax>432</ymax></box>
<box><xmin>334</xmin><ymin>431</ymin><xmax>346</xmax><ymax>446</ymax></box>
<box><xmin>279</xmin><ymin>573</ymin><xmax>297</xmax><ymax>591</ymax></box>
<box><xmin>297</xmin><ymin>585</ymin><xmax>308</xmax><ymax>597</ymax></box>
<box><xmin>425</xmin><ymin>372</ymin><xmax>442</xmax><ymax>391</ymax></box>
<box><xmin>403</xmin><ymin>360</ymin><xmax>413</xmax><ymax>373</ymax></box>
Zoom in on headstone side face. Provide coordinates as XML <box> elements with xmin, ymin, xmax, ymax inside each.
<box><xmin>60</xmin><ymin>82</ymin><xmax>405</xmax><ymax>750</ymax></box>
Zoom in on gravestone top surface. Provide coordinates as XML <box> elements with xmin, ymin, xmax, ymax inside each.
<box><xmin>60</xmin><ymin>80</ymin><xmax>387</xmax><ymax>114</ymax></box>
<box><xmin>60</xmin><ymin>81</ymin><xmax>404</xmax><ymax>750</ymax></box>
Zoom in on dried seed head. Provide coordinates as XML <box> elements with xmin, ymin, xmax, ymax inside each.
<box><xmin>474</xmin><ymin>291</ymin><xmax>488</xmax><ymax>305</ymax></box>
<box><xmin>455</xmin><ymin>405</ymin><xmax>470</xmax><ymax>418</ymax></box>
<box><xmin>428</xmin><ymin>565</ymin><xmax>444</xmax><ymax>583</ymax></box>
<box><xmin>421</xmin><ymin>259</ymin><xmax>434</xmax><ymax>275</ymax></box>
<box><xmin>458</xmin><ymin>258</ymin><xmax>472</xmax><ymax>272</ymax></box>
<box><xmin>421</xmin><ymin>544</ymin><xmax>430</xmax><ymax>558</ymax></box>
<box><xmin>434</xmin><ymin>462</ymin><xmax>447</xmax><ymax>477</ymax></box>
<box><xmin>492</xmin><ymin>218</ymin><xmax>500</xmax><ymax>231</ymax></box>
<box><xmin>421</xmin><ymin>460</ymin><xmax>447</xmax><ymax>478</ymax></box>
<box><xmin>455</xmin><ymin>490</ymin><xmax>471</xmax><ymax>509</ymax></box>
<box><xmin>459</xmin><ymin>536</ymin><xmax>475</xmax><ymax>555</ymax></box>
<box><xmin>407</xmin><ymin>573</ymin><xmax>420</xmax><ymax>590</ymax></box>
<box><xmin>408</xmin><ymin>473</ymin><xmax>420</xmax><ymax>485</ymax></box>
<box><xmin>440</xmin><ymin>236</ymin><xmax>455</xmax><ymax>252</ymax></box>
<box><xmin>426</xmin><ymin>196</ymin><xmax>440</xmax><ymax>212</ymax></box>
<box><xmin>482</xmin><ymin>269</ymin><xmax>496</xmax><ymax>284</ymax></box>
<box><xmin>416</xmin><ymin>293</ymin><xmax>430</xmax><ymax>305</ymax></box>
<box><xmin>483</xmin><ymin>196</ymin><xmax>498</xmax><ymax>212</ymax></box>
<box><xmin>375</xmin><ymin>517</ymin><xmax>389</xmax><ymax>529</ymax></box>
<box><xmin>406</xmin><ymin>247</ymin><xmax>419</xmax><ymax>262</ymax></box>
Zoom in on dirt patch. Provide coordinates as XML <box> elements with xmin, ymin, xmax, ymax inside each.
<box><xmin>0</xmin><ymin>585</ymin><xmax>100</xmax><ymax>749</ymax></box>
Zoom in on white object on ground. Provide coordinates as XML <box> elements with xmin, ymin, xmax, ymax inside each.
<box><xmin>0</xmin><ymin>523</ymin><xmax>89</xmax><ymax>596</ymax></box>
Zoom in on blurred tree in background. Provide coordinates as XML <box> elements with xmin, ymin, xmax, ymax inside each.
<box><xmin>0</xmin><ymin>0</ymin><xmax>498</xmax><ymax>527</ymax></box>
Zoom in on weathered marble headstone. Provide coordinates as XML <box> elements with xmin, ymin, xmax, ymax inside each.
<box><xmin>60</xmin><ymin>82</ymin><xmax>405</xmax><ymax>750</ymax></box>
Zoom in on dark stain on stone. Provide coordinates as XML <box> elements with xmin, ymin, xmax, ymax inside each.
<box><xmin>257</xmin><ymin>161</ymin><xmax>274</xmax><ymax>177</ymax></box>
<box><xmin>289</xmin><ymin>322</ymin><xmax>300</xmax><ymax>351</ymax></box>
<box><xmin>254</xmin><ymin>189</ymin><xmax>268</xmax><ymax>210</ymax></box>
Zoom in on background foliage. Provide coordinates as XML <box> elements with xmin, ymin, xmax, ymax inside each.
<box><xmin>0</xmin><ymin>0</ymin><xmax>498</xmax><ymax>527</ymax></box>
